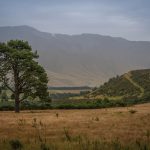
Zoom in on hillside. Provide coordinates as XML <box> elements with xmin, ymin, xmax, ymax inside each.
<box><xmin>0</xmin><ymin>26</ymin><xmax>150</xmax><ymax>86</ymax></box>
<box><xmin>90</xmin><ymin>69</ymin><xmax>150</xmax><ymax>99</ymax></box>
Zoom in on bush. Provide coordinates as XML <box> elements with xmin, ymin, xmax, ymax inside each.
<box><xmin>0</xmin><ymin>103</ymin><xmax>14</xmax><ymax>111</ymax></box>
<box><xmin>9</xmin><ymin>139</ymin><xmax>23</xmax><ymax>150</ymax></box>
<box><xmin>0</xmin><ymin>101</ymin><xmax>52</xmax><ymax>111</ymax></box>
<box><xmin>40</xmin><ymin>143</ymin><xmax>49</xmax><ymax>150</ymax></box>
<box><xmin>129</xmin><ymin>109</ymin><xmax>137</xmax><ymax>114</ymax></box>
<box><xmin>21</xmin><ymin>102</ymin><xmax>52</xmax><ymax>110</ymax></box>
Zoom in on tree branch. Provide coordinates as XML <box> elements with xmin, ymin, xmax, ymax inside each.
<box><xmin>3</xmin><ymin>78</ymin><xmax>15</xmax><ymax>93</ymax></box>
<box><xmin>19</xmin><ymin>97</ymin><xmax>26</xmax><ymax>102</ymax></box>
<box><xmin>4</xmin><ymin>82</ymin><xmax>15</xmax><ymax>93</ymax></box>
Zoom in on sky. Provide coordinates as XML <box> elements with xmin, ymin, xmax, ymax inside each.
<box><xmin>0</xmin><ymin>0</ymin><xmax>150</xmax><ymax>41</ymax></box>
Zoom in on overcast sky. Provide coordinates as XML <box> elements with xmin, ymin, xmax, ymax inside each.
<box><xmin>0</xmin><ymin>0</ymin><xmax>150</xmax><ymax>41</ymax></box>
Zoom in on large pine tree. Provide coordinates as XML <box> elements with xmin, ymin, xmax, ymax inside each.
<box><xmin>0</xmin><ymin>40</ymin><xmax>49</xmax><ymax>112</ymax></box>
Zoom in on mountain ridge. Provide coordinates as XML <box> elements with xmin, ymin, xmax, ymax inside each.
<box><xmin>0</xmin><ymin>25</ymin><xmax>150</xmax><ymax>86</ymax></box>
<box><xmin>0</xmin><ymin>25</ymin><xmax>132</xmax><ymax>40</ymax></box>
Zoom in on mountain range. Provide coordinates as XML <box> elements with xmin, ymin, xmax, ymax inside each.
<box><xmin>0</xmin><ymin>25</ymin><xmax>150</xmax><ymax>86</ymax></box>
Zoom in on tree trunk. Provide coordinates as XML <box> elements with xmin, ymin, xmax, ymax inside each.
<box><xmin>15</xmin><ymin>94</ymin><xmax>20</xmax><ymax>113</ymax></box>
<box><xmin>13</xmin><ymin>65</ymin><xmax>20</xmax><ymax>113</ymax></box>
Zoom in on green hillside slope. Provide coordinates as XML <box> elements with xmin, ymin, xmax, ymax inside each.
<box><xmin>130</xmin><ymin>69</ymin><xmax>150</xmax><ymax>94</ymax></box>
<box><xmin>124</xmin><ymin>72</ymin><xmax>144</xmax><ymax>97</ymax></box>
<box><xmin>90</xmin><ymin>69</ymin><xmax>150</xmax><ymax>100</ymax></box>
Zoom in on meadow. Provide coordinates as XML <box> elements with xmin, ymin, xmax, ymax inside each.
<box><xmin>0</xmin><ymin>103</ymin><xmax>150</xmax><ymax>150</ymax></box>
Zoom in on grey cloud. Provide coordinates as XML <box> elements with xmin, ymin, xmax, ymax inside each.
<box><xmin>0</xmin><ymin>0</ymin><xmax>150</xmax><ymax>40</ymax></box>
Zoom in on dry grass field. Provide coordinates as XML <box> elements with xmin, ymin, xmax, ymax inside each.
<box><xmin>0</xmin><ymin>103</ymin><xmax>150</xmax><ymax>149</ymax></box>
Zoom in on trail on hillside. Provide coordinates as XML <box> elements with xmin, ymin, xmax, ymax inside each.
<box><xmin>124</xmin><ymin>72</ymin><xmax>144</xmax><ymax>97</ymax></box>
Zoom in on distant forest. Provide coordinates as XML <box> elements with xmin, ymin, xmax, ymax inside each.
<box><xmin>48</xmin><ymin>86</ymin><xmax>92</xmax><ymax>90</ymax></box>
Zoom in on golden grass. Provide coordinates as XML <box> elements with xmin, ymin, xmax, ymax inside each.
<box><xmin>0</xmin><ymin>103</ymin><xmax>150</xmax><ymax>144</ymax></box>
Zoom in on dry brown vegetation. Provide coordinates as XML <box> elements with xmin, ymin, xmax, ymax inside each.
<box><xmin>0</xmin><ymin>103</ymin><xmax>150</xmax><ymax>149</ymax></box>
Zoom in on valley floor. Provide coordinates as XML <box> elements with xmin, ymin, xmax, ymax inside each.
<box><xmin>0</xmin><ymin>103</ymin><xmax>150</xmax><ymax>149</ymax></box>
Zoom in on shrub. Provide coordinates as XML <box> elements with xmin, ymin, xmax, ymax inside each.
<box><xmin>0</xmin><ymin>103</ymin><xmax>14</xmax><ymax>111</ymax></box>
<box><xmin>9</xmin><ymin>139</ymin><xmax>23</xmax><ymax>150</ymax></box>
<box><xmin>40</xmin><ymin>143</ymin><xmax>49</xmax><ymax>150</ymax></box>
<box><xmin>129</xmin><ymin>109</ymin><xmax>137</xmax><ymax>114</ymax></box>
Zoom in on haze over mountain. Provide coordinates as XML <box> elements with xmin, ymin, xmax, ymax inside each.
<box><xmin>0</xmin><ymin>25</ymin><xmax>150</xmax><ymax>86</ymax></box>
